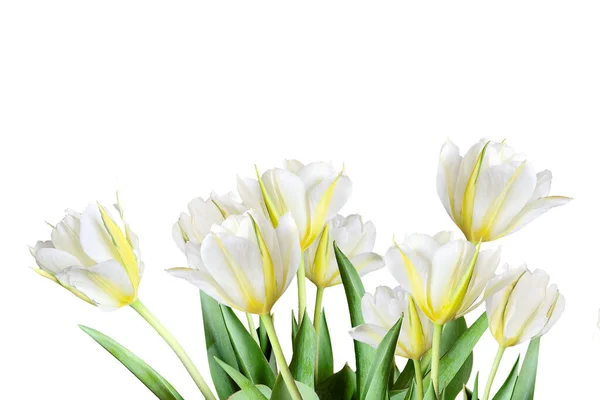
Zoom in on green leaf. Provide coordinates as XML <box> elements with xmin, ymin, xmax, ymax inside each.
<box><xmin>200</xmin><ymin>291</ymin><xmax>240</xmax><ymax>399</ymax></box>
<box><xmin>79</xmin><ymin>325</ymin><xmax>184</xmax><ymax>400</ymax></box>
<box><xmin>229</xmin><ymin>385</ymin><xmax>272</xmax><ymax>399</ymax></box>
<box><xmin>335</xmin><ymin>243</ymin><xmax>375</xmax><ymax>398</ymax></box>
<box><xmin>291</xmin><ymin>311</ymin><xmax>299</xmax><ymax>340</ymax></box>
<box><xmin>423</xmin><ymin>313</ymin><xmax>488</xmax><ymax>397</ymax></box>
<box><xmin>390</xmin><ymin>388</ymin><xmax>411</xmax><ymax>400</ymax></box>
<box><xmin>393</xmin><ymin>360</ymin><xmax>415</xmax><ymax>391</ymax></box>
<box><xmin>361</xmin><ymin>316</ymin><xmax>404</xmax><ymax>400</ymax></box>
<box><xmin>492</xmin><ymin>356</ymin><xmax>520</xmax><ymax>400</ymax></box>
<box><xmin>317</xmin><ymin>310</ymin><xmax>334</xmax><ymax>384</ymax></box>
<box><xmin>258</xmin><ymin>320</ymin><xmax>277</xmax><ymax>375</ymax></box>
<box><xmin>511</xmin><ymin>337</ymin><xmax>540</xmax><ymax>400</ymax></box>
<box><xmin>271</xmin><ymin>377</ymin><xmax>321</xmax><ymax>400</ymax></box>
<box><xmin>221</xmin><ymin>306</ymin><xmax>276</xmax><ymax>387</ymax></box>
<box><xmin>441</xmin><ymin>318</ymin><xmax>473</xmax><ymax>400</ymax></box>
<box><xmin>289</xmin><ymin>312</ymin><xmax>317</xmax><ymax>388</ymax></box>
<box><xmin>215</xmin><ymin>358</ymin><xmax>269</xmax><ymax>400</ymax></box>
<box><xmin>316</xmin><ymin>364</ymin><xmax>357</xmax><ymax>400</ymax></box>
<box><xmin>472</xmin><ymin>372</ymin><xmax>479</xmax><ymax>400</ymax></box>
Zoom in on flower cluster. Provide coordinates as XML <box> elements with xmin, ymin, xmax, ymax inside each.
<box><xmin>29</xmin><ymin>141</ymin><xmax>570</xmax><ymax>400</ymax></box>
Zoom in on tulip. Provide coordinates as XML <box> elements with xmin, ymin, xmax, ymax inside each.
<box><xmin>481</xmin><ymin>266</ymin><xmax>564</xmax><ymax>400</ymax></box>
<box><xmin>30</xmin><ymin>203</ymin><xmax>143</xmax><ymax>311</ymax></box>
<box><xmin>168</xmin><ymin>210</ymin><xmax>304</xmax><ymax>400</ymax></box>
<box><xmin>237</xmin><ymin>160</ymin><xmax>352</xmax><ymax>320</ymax></box>
<box><xmin>350</xmin><ymin>286</ymin><xmax>433</xmax><ymax>399</ymax></box>
<box><xmin>436</xmin><ymin>139</ymin><xmax>571</xmax><ymax>242</ymax></box>
<box><xmin>30</xmin><ymin>200</ymin><xmax>216</xmax><ymax>399</ymax></box>
<box><xmin>173</xmin><ymin>191</ymin><xmax>246</xmax><ymax>251</ymax></box>
<box><xmin>385</xmin><ymin>231</ymin><xmax>501</xmax><ymax>396</ymax></box>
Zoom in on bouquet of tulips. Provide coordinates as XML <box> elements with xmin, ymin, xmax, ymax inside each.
<box><xmin>30</xmin><ymin>139</ymin><xmax>570</xmax><ymax>400</ymax></box>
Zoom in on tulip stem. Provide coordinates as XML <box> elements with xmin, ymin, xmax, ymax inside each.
<box><xmin>297</xmin><ymin>252</ymin><xmax>307</xmax><ymax>323</ymax></box>
<box><xmin>431</xmin><ymin>324</ymin><xmax>443</xmax><ymax>397</ymax></box>
<box><xmin>313</xmin><ymin>286</ymin><xmax>325</xmax><ymax>382</ymax></box>
<box><xmin>260</xmin><ymin>313</ymin><xmax>303</xmax><ymax>400</ymax></box>
<box><xmin>413</xmin><ymin>359</ymin><xmax>424</xmax><ymax>400</ymax></box>
<box><xmin>483</xmin><ymin>345</ymin><xmax>505</xmax><ymax>400</ymax></box>
<box><xmin>130</xmin><ymin>300</ymin><xmax>217</xmax><ymax>400</ymax></box>
<box><xmin>246</xmin><ymin>313</ymin><xmax>259</xmax><ymax>343</ymax></box>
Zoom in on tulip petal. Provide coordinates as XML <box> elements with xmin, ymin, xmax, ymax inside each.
<box><xmin>51</xmin><ymin>211</ymin><xmax>96</xmax><ymax>267</ymax></box>
<box><xmin>237</xmin><ymin>175</ymin><xmax>269</xmax><ymax>218</ymax></box>
<box><xmin>56</xmin><ymin>260</ymin><xmax>135</xmax><ymax>311</ymax></box>
<box><xmin>349</xmin><ymin>323</ymin><xmax>386</xmax><ymax>349</ymax></box>
<box><xmin>284</xmin><ymin>159</ymin><xmax>305</xmax><ymax>175</ymax></box>
<box><xmin>263</xmin><ymin>168</ymin><xmax>308</xmax><ymax>237</ymax></box>
<box><xmin>35</xmin><ymin>247</ymin><xmax>82</xmax><ymax>274</ymax></box>
<box><xmin>273</xmin><ymin>212</ymin><xmax>301</xmax><ymax>294</ymax></box>
<box><xmin>436</xmin><ymin>140</ymin><xmax>462</xmax><ymax>221</ymax></box>
<box><xmin>530</xmin><ymin>170</ymin><xmax>552</xmax><ymax>200</ymax></box>
<box><xmin>498</xmin><ymin>196</ymin><xmax>572</xmax><ymax>238</ymax></box>
<box><xmin>79</xmin><ymin>204</ymin><xmax>122</xmax><ymax>264</ymax></box>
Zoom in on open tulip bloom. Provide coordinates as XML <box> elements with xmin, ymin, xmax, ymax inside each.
<box><xmin>29</xmin><ymin>144</ymin><xmax>571</xmax><ymax>400</ymax></box>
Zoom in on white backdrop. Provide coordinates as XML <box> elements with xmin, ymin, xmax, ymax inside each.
<box><xmin>1</xmin><ymin>2</ymin><xmax>599</xmax><ymax>399</ymax></box>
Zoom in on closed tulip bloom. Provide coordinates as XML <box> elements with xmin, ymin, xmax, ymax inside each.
<box><xmin>350</xmin><ymin>286</ymin><xmax>434</xmax><ymax>360</ymax></box>
<box><xmin>306</xmin><ymin>214</ymin><xmax>384</xmax><ymax>288</ymax></box>
<box><xmin>437</xmin><ymin>139</ymin><xmax>571</xmax><ymax>242</ymax></box>
<box><xmin>173</xmin><ymin>191</ymin><xmax>246</xmax><ymax>251</ymax></box>
<box><xmin>385</xmin><ymin>232</ymin><xmax>501</xmax><ymax>325</ymax></box>
<box><xmin>168</xmin><ymin>211</ymin><xmax>301</xmax><ymax>315</ymax></box>
<box><xmin>486</xmin><ymin>265</ymin><xmax>565</xmax><ymax>347</ymax></box>
<box><xmin>237</xmin><ymin>160</ymin><xmax>352</xmax><ymax>250</ymax></box>
<box><xmin>30</xmin><ymin>203</ymin><xmax>144</xmax><ymax>311</ymax></box>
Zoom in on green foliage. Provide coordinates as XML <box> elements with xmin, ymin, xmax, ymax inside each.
<box><xmin>316</xmin><ymin>364</ymin><xmax>357</xmax><ymax>400</ymax></box>
<box><xmin>492</xmin><ymin>356</ymin><xmax>519</xmax><ymax>400</ymax></box>
<box><xmin>511</xmin><ymin>338</ymin><xmax>540</xmax><ymax>400</ymax></box>
<box><xmin>316</xmin><ymin>311</ymin><xmax>334</xmax><ymax>384</ymax></box>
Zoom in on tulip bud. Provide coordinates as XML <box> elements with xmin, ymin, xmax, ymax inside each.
<box><xmin>30</xmin><ymin>202</ymin><xmax>144</xmax><ymax>311</ymax></box>
<box><xmin>350</xmin><ymin>286</ymin><xmax>433</xmax><ymax>360</ymax></box>
<box><xmin>385</xmin><ymin>232</ymin><xmax>501</xmax><ymax>325</ymax></box>
<box><xmin>306</xmin><ymin>214</ymin><xmax>384</xmax><ymax>288</ymax></box>
<box><xmin>168</xmin><ymin>211</ymin><xmax>301</xmax><ymax>315</ymax></box>
<box><xmin>237</xmin><ymin>160</ymin><xmax>352</xmax><ymax>250</ymax></box>
<box><xmin>485</xmin><ymin>266</ymin><xmax>565</xmax><ymax>347</ymax></box>
<box><xmin>437</xmin><ymin>139</ymin><xmax>571</xmax><ymax>242</ymax></box>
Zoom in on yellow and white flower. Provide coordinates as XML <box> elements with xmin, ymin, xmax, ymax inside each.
<box><xmin>485</xmin><ymin>265</ymin><xmax>565</xmax><ymax>347</ymax></box>
<box><xmin>350</xmin><ymin>286</ymin><xmax>433</xmax><ymax>360</ymax></box>
<box><xmin>168</xmin><ymin>211</ymin><xmax>301</xmax><ymax>315</ymax></box>
<box><xmin>385</xmin><ymin>232</ymin><xmax>501</xmax><ymax>325</ymax></box>
<box><xmin>437</xmin><ymin>139</ymin><xmax>571</xmax><ymax>242</ymax></box>
<box><xmin>30</xmin><ymin>202</ymin><xmax>144</xmax><ymax>311</ymax></box>
<box><xmin>173</xmin><ymin>191</ymin><xmax>246</xmax><ymax>251</ymax></box>
<box><xmin>306</xmin><ymin>214</ymin><xmax>384</xmax><ymax>288</ymax></box>
<box><xmin>237</xmin><ymin>160</ymin><xmax>352</xmax><ymax>250</ymax></box>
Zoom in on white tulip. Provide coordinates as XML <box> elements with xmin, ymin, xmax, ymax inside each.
<box><xmin>237</xmin><ymin>160</ymin><xmax>352</xmax><ymax>250</ymax></box>
<box><xmin>485</xmin><ymin>265</ymin><xmax>565</xmax><ymax>347</ymax></box>
<box><xmin>350</xmin><ymin>286</ymin><xmax>434</xmax><ymax>360</ymax></box>
<box><xmin>385</xmin><ymin>232</ymin><xmax>501</xmax><ymax>325</ymax></box>
<box><xmin>437</xmin><ymin>139</ymin><xmax>571</xmax><ymax>242</ymax></box>
<box><xmin>306</xmin><ymin>214</ymin><xmax>384</xmax><ymax>288</ymax></box>
<box><xmin>30</xmin><ymin>203</ymin><xmax>144</xmax><ymax>311</ymax></box>
<box><xmin>173</xmin><ymin>191</ymin><xmax>246</xmax><ymax>251</ymax></box>
<box><xmin>168</xmin><ymin>211</ymin><xmax>301</xmax><ymax>315</ymax></box>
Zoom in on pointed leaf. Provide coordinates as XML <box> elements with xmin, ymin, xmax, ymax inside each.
<box><xmin>511</xmin><ymin>337</ymin><xmax>540</xmax><ymax>400</ymax></box>
<box><xmin>289</xmin><ymin>311</ymin><xmax>317</xmax><ymax>388</ymax></box>
<box><xmin>492</xmin><ymin>356</ymin><xmax>520</xmax><ymax>400</ymax></box>
<box><xmin>393</xmin><ymin>360</ymin><xmax>415</xmax><ymax>391</ymax></box>
<box><xmin>291</xmin><ymin>311</ymin><xmax>299</xmax><ymax>341</ymax></box>
<box><xmin>271</xmin><ymin>378</ymin><xmax>321</xmax><ymax>400</ymax></box>
<box><xmin>79</xmin><ymin>325</ymin><xmax>184</xmax><ymax>400</ymax></box>
<box><xmin>317</xmin><ymin>310</ymin><xmax>334</xmax><ymax>384</ymax></box>
<box><xmin>229</xmin><ymin>385</ymin><xmax>272</xmax><ymax>399</ymax></box>
<box><xmin>441</xmin><ymin>318</ymin><xmax>473</xmax><ymax>400</ymax></box>
<box><xmin>316</xmin><ymin>364</ymin><xmax>357</xmax><ymax>400</ymax></box>
<box><xmin>361</xmin><ymin>316</ymin><xmax>404</xmax><ymax>400</ymax></box>
<box><xmin>200</xmin><ymin>291</ymin><xmax>239</xmax><ymax>399</ymax></box>
<box><xmin>473</xmin><ymin>373</ymin><xmax>479</xmax><ymax>400</ymax></box>
<box><xmin>258</xmin><ymin>321</ymin><xmax>277</xmax><ymax>375</ymax></box>
<box><xmin>221</xmin><ymin>306</ymin><xmax>276</xmax><ymax>387</ymax></box>
<box><xmin>215</xmin><ymin>358</ymin><xmax>268</xmax><ymax>400</ymax></box>
<box><xmin>335</xmin><ymin>243</ymin><xmax>375</xmax><ymax>398</ymax></box>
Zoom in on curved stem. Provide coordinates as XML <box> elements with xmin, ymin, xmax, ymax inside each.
<box><xmin>313</xmin><ymin>286</ymin><xmax>325</xmax><ymax>381</ymax></box>
<box><xmin>297</xmin><ymin>252</ymin><xmax>307</xmax><ymax>323</ymax></box>
<box><xmin>431</xmin><ymin>324</ymin><xmax>444</xmax><ymax>397</ymax></box>
<box><xmin>413</xmin><ymin>358</ymin><xmax>424</xmax><ymax>400</ymax></box>
<box><xmin>246</xmin><ymin>312</ymin><xmax>259</xmax><ymax>343</ymax></box>
<box><xmin>483</xmin><ymin>346</ymin><xmax>505</xmax><ymax>400</ymax></box>
<box><xmin>260</xmin><ymin>313</ymin><xmax>302</xmax><ymax>400</ymax></box>
<box><xmin>130</xmin><ymin>300</ymin><xmax>216</xmax><ymax>400</ymax></box>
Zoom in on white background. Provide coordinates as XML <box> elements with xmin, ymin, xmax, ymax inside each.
<box><xmin>1</xmin><ymin>2</ymin><xmax>598</xmax><ymax>399</ymax></box>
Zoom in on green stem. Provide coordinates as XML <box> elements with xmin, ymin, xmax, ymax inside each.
<box><xmin>130</xmin><ymin>300</ymin><xmax>216</xmax><ymax>400</ymax></box>
<box><xmin>297</xmin><ymin>252</ymin><xmax>307</xmax><ymax>323</ymax></box>
<box><xmin>260</xmin><ymin>313</ymin><xmax>302</xmax><ymax>400</ymax></box>
<box><xmin>482</xmin><ymin>346</ymin><xmax>505</xmax><ymax>400</ymax></box>
<box><xmin>313</xmin><ymin>286</ymin><xmax>325</xmax><ymax>381</ymax></box>
<box><xmin>246</xmin><ymin>312</ymin><xmax>259</xmax><ymax>343</ymax></box>
<box><xmin>431</xmin><ymin>324</ymin><xmax>444</xmax><ymax>397</ymax></box>
<box><xmin>413</xmin><ymin>358</ymin><xmax>424</xmax><ymax>400</ymax></box>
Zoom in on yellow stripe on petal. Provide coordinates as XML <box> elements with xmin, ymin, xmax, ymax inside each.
<box><xmin>441</xmin><ymin>241</ymin><xmax>481</xmax><ymax>322</ymax></box>
<box><xmin>98</xmin><ymin>204</ymin><xmax>140</xmax><ymax>288</ymax></box>
<box><xmin>249</xmin><ymin>215</ymin><xmax>277</xmax><ymax>307</ymax></box>
<box><xmin>461</xmin><ymin>142</ymin><xmax>489</xmax><ymax>241</ymax></box>
<box><xmin>397</xmin><ymin>244</ymin><xmax>430</xmax><ymax>319</ymax></box>
<box><xmin>408</xmin><ymin>296</ymin><xmax>425</xmax><ymax>357</ymax></box>
<box><xmin>302</xmin><ymin>170</ymin><xmax>343</xmax><ymax>250</ymax></box>
<box><xmin>255</xmin><ymin>165</ymin><xmax>281</xmax><ymax>227</ymax></box>
<box><xmin>312</xmin><ymin>224</ymin><xmax>331</xmax><ymax>288</ymax></box>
